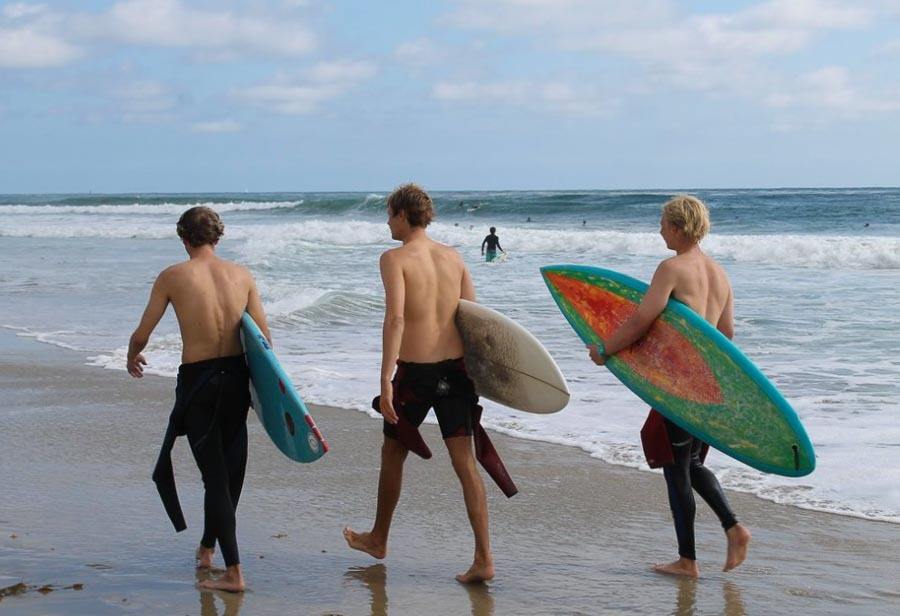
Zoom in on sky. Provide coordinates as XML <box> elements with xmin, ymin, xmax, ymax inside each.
<box><xmin>1</xmin><ymin>0</ymin><xmax>899</xmax><ymax>192</ymax></box>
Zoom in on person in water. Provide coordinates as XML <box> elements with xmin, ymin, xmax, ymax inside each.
<box><xmin>588</xmin><ymin>195</ymin><xmax>751</xmax><ymax>578</ymax></box>
<box><xmin>127</xmin><ymin>206</ymin><xmax>271</xmax><ymax>593</ymax></box>
<box><xmin>480</xmin><ymin>227</ymin><xmax>504</xmax><ymax>262</ymax></box>
<box><xmin>343</xmin><ymin>183</ymin><xmax>515</xmax><ymax>584</ymax></box>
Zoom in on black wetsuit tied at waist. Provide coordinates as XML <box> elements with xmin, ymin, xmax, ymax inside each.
<box><xmin>373</xmin><ymin>357</ymin><xmax>518</xmax><ymax>498</ymax></box>
<box><xmin>152</xmin><ymin>354</ymin><xmax>250</xmax><ymax>533</ymax></box>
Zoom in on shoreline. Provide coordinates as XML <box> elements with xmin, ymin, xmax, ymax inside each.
<box><xmin>12</xmin><ymin>326</ymin><xmax>898</xmax><ymax>528</ymax></box>
<box><xmin>2</xmin><ymin>331</ymin><xmax>899</xmax><ymax>614</ymax></box>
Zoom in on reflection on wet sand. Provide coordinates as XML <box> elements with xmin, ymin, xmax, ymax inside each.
<box><xmin>463</xmin><ymin>581</ymin><xmax>495</xmax><ymax>616</ymax></box>
<box><xmin>197</xmin><ymin>570</ymin><xmax>244</xmax><ymax>616</ymax></box>
<box><xmin>674</xmin><ymin>577</ymin><xmax>698</xmax><ymax>615</ymax></box>
<box><xmin>344</xmin><ymin>564</ymin><xmax>494</xmax><ymax>616</ymax></box>
<box><xmin>345</xmin><ymin>564</ymin><xmax>388</xmax><ymax>616</ymax></box>
<box><xmin>722</xmin><ymin>581</ymin><xmax>746</xmax><ymax>616</ymax></box>
<box><xmin>672</xmin><ymin>577</ymin><xmax>746</xmax><ymax>616</ymax></box>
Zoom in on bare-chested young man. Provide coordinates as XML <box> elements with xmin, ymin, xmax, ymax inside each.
<box><xmin>342</xmin><ymin>183</ymin><xmax>495</xmax><ymax>584</ymax></box>
<box><xmin>588</xmin><ymin>195</ymin><xmax>752</xmax><ymax>578</ymax></box>
<box><xmin>126</xmin><ymin>206</ymin><xmax>270</xmax><ymax>593</ymax></box>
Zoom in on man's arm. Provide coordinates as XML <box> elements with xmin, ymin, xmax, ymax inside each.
<box><xmin>379</xmin><ymin>251</ymin><xmax>405</xmax><ymax>423</ymax></box>
<box><xmin>481</xmin><ymin>236</ymin><xmax>487</xmax><ymax>254</ymax></box>
<box><xmin>497</xmin><ymin>238</ymin><xmax>504</xmax><ymax>253</ymax></box>
<box><xmin>246</xmin><ymin>274</ymin><xmax>272</xmax><ymax>345</ymax></box>
<box><xmin>460</xmin><ymin>263</ymin><xmax>476</xmax><ymax>302</ymax></box>
<box><xmin>127</xmin><ymin>272</ymin><xmax>170</xmax><ymax>378</ymax></box>
<box><xmin>717</xmin><ymin>288</ymin><xmax>735</xmax><ymax>340</ymax></box>
<box><xmin>589</xmin><ymin>262</ymin><xmax>675</xmax><ymax>365</ymax></box>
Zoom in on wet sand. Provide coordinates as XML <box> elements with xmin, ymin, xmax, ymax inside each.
<box><xmin>1</xmin><ymin>331</ymin><xmax>899</xmax><ymax>615</ymax></box>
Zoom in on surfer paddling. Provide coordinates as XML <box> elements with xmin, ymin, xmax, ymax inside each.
<box><xmin>126</xmin><ymin>206</ymin><xmax>271</xmax><ymax>593</ymax></box>
<box><xmin>344</xmin><ymin>183</ymin><xmax>511</xmax><ymax>584</ymax></box>
<box><xmin>587</xmin><ymin>195</ymin><xmax>751</xmax><ymax>578</ymax></box>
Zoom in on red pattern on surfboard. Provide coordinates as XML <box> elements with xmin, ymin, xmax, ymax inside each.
<box><xmin>547</xmin><ymin>272</ymin><xmax>723</xmax><ymax>405</ymax></box>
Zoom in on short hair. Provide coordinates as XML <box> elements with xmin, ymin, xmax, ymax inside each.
<box><xmin>177</xmin><ymin>206</ymin><xmax>224</xmax><ymax>247</ymax></box>
<box><xmin>662</xmin><ymin>195</ymin><xmax>710</xmax><ymax>243</ymax></box>
<box><xmin>387</xmin><ymin>183</ymin><xmax>433</xmax><ymax>228</ymax></box>
<box><xmin>490</xmin><ymin>227</ymin><xmax>496</xmax><ymax>233</ymax></box>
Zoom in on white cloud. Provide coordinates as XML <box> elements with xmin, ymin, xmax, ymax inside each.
<box><xmin>880</xmin><ymin>39</ymin><xmax>900</xmax><ymax>54</ymax></box>
<box><xmin>239</xmin><ymin>60</ymin><xmax>377</xmax><ymax>114</ymax></box>
<box><xmin>439</xmin><ymin>0</ymin><xmax>896</xmax><ymax>118</ymax></box>
<box><xmin>395</xmin><ymin>38</ymin><xmax>446</xmax><ymax>68</ymax></box>
<box><xmin>78</xmin><ymin>0</ymin><xmax>316</xmax><ymax>58</ymax></box>
<box><xmin>0</xmin><ymin>4</ymin><xmax>81</xmax><ymax>68</ymax></box>
<box><xmin>433</xmin><ymin>80</ymin><xmax>617</xmax><ymax>116</ymax></box>
<box><xmin>3</xmin><ymin>3</ymin><xmax>49</xmax><ymax>20</ymax></box>
<box><xmin>0</xmin><ymin>0</ymin><xmax>318</xmax><ymax>70</ymax></box>
<box><xmin>764</xmin><ymin>66</ymin><xmax>900</xmax><ymax>117</ymax></box>
<box><xmin>0</xmin><ymin>24</ymin><xmax>81</xmax><ymax>67</ymax></box>
<box><xmin>112</xmin><ymin>79</ymin><xmax>179</xmax><ymax>123</ymax></box>
<box><xmin>190</xmin><ymin>119</ymin><xmax>243</xmax><ymax>133</ymax></box>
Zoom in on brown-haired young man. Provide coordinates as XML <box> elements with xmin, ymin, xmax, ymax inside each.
<box><xmin>127</xmin><ymin>206</ymin><xmax>271</xmax><ymax>592</ymax></box>
<box><xmin>342</xmin><ymin>183</ymin><xmax>497</xmax><ymax>583</ymax></box>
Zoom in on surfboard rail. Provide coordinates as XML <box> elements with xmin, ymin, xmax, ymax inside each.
<box><xmin>241</xmin><ymin>313</ymin><xmax>328</xmax><ymax>463</ymax></box>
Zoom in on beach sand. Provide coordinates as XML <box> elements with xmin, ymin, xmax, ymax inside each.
<box><xmin>1</xmin><ymin>331</ymin><xmax>898</xmax><ymax>615</ymax></box>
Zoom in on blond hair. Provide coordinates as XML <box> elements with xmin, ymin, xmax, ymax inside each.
<box><xmin>662</xmin><ymin>195</ymin><xmax>710</xmax><ymax>243</ymax></box>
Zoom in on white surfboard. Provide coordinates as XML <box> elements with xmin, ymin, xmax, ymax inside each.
<box><xmin>456</xmin><ymin>299</ymin><xmax>570</xmax><ymax>414</ymax></box>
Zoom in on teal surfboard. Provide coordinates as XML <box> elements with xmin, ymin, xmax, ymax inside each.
<box><xmin>241</xmin><ymin>313</ymin><xmax>328</xmax><ymax>463</ymax></box>
<box><xmin>542</xmin><ymin>265</ymin><xmax>815</xmax><ymax>477</ymax></box>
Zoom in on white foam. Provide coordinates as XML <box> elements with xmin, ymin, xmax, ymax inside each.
<box><xmin>3</xmin><ymin>325</ymin><xmax>84</xmax><ymax>351</ymax></box>
<box><xmin>239</xmin><ymin>220</ymin><xmax>900</xmax><ymax>270</ymax></box>
<box><xmin>0</xmin><ymin>200</ymin><xmax>301</xmax><ymax>215</ymax></box>
<box><xmin>86</xmin><ymin>334</ymin><xmax>183</xmax><ymax>378</ymax></box>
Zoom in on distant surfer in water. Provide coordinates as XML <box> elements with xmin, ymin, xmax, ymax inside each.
<box><xmin>126</xmin><ymin>206</ymin><xmax>271</xmax><ymax>593</ymax></box>
<box><xmin>480</xmin><ymin>227</ymin><xmax>504</xmax><ymax>262</ymax></box>
<box><xmin>343</xmin><ymin>183</ymin><xmax>513</xmax><ymax>584</ymax></box>
<box><xmin>587</xmin><ymin>195</ymin><xmax>751</xmax><ymax>578</ymax></box>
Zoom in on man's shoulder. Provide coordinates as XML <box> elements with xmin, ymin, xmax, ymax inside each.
<box><xmin>158</xmin><ymin>261</ymin><xmax>187</xmax><ymax>280</ymax></box>
<box><xmin>221</xmin><ymin>258</ymin><xmax>251</xmax><ymax>276</ymax></box>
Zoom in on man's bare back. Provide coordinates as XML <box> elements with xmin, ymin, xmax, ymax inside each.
<box><xmin>127</xmin><ymin>245</ymin><xmax>269</xmax><ymax>377</ymax></box>
<box><xmin>164</xmin><ymin>255</ymin><xmax>256</xmax><ymax>363</ymax></box>
<box><xmin>384</xmin><ymin>237</ymin><xmax>475</xmax><ymax>363</ymax></box>
<box><xmin>659</xmin><ymin>249</ymin><xmax>734</xmax><ymax>337</ymax></box>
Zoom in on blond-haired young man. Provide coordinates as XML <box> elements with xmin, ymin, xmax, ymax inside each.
<box><xmin>589</xmin><ymin>195</ymin><xmax>752</xmax><ymax>578</ymax></box>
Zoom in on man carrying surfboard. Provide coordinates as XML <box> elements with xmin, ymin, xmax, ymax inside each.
<box><xmin>587</xmin><ymin>195</ymin><xmax>752</xmax><ymax>578</ymax></box>
<box><xmin>126</xmin><ymin>206</ymin><xmax>271</xmax><ymax>593</ymax></box>
<box><xmin>343</xmin><ymin>183</ymin><xmax>498</xmax><ymax>584</ymax></box>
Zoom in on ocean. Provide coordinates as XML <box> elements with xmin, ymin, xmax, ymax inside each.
<box><xmin>1</xmin><ymin>189</ymin><xmax>898</xmax><ymax>523</ymax></box>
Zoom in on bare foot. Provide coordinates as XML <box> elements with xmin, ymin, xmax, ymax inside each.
<box><xmin>652</xmin><ymin>558</ymin><xmax>700</xmax><ymax>578</ymax></box>
<box><xmin>455</xmin><ymin>560</ymin><xmax>494</xmax><ymax>584</ymax></box>
<box><xmin>723</xmin><ymin>524</ymin><xmax>751</xmax><ymax>572</ymax></box>
<box><xmin>198</xmin><ymin>565</ymin><xmax>245</xmax><ymax>593</ymax></box>
<box><xmin>195</xmin><ymin>545</ymin><xmax>214</xmax><ymax>569</ymax></box>
<box><xmin>343</xmin><ymin>527</ymin><xmax>386</xmax><ymax>559</ymax></box>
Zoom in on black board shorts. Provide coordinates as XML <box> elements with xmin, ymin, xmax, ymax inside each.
<box><xmin>382</xmin><ymin>358</ymin><xmax>477</xmax><ymax>440</ymax></box>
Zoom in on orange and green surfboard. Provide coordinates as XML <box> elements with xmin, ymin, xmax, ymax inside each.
<box><xmin>541</xmin><ymin>264</ymin><xmax>815</xmax><ymax>477</ymax></box>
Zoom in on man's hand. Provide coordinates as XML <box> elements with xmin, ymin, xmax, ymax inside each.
<box><xmin>127</xmin><ymin>353</ymin><xmax>147</xmax><ymax>378</ymax></box>
<box><xmin>588</xmin><ymin>344</ymin><xmax>607</xmax><ymax>366</ymax></box>
<box><xmin>380</xmin><ymin>381</ymin><xmax>398</xmax><ymax>424</ymax></box>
